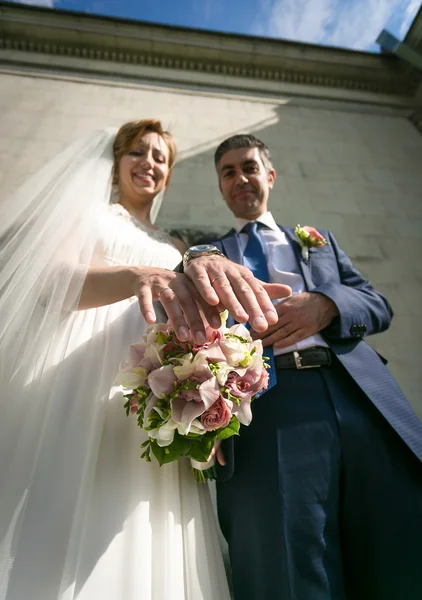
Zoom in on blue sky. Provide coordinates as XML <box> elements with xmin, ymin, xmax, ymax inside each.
<box><xmin>7</xmin><ymin>0</ymin><xmax>422</xmax><ymax>52</ymax></box>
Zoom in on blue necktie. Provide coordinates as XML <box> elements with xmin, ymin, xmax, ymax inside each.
<box><xmin>242</xmin><ymin>222</ymin><xmax>276</xmax><ymax>391</ymax></box>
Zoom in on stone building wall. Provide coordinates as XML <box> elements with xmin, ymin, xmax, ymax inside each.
<box><xmin>1</xmin><ymin>70</ymin><xmax>421</xmax><ymax>414</ymax></box>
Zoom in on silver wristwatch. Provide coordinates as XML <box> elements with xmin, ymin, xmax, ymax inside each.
<box><xmin>182</xmin><ymin>245</ymin><xmax>226</xmax><ymax>269</ymax></box>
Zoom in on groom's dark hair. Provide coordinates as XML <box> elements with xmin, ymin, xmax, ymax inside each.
<box><xmin>214</xmin><ymin>134</ymin><xmax>274</xmax><ymax>172</ymax></box>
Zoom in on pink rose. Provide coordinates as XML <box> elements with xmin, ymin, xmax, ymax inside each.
<box><xmin>201</xmin><ymin>397</ymin><xmax>232</xmax><ymax>431</ymax></box>
<box><xmin>302</xmin><ymin>226</ymin><xmax>327</xmax><ymax>247</ymax></box>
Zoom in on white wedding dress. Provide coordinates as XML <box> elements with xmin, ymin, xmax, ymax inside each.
<box><xmin>0</xmin><ymin>202</ymin><xmax>231</xmax><ymax>600</ymax></box>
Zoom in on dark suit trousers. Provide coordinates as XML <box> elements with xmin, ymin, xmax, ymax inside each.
<box><xmin>216</xmin><ymin>357</ymin><xmax>422</xmax><ymax>600</ymax></box>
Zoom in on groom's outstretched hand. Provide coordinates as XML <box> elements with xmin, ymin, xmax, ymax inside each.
<box><xmin>184</xmin><ymin>256</ymin><xmax>292</xmax><ymax>333</ymax></box>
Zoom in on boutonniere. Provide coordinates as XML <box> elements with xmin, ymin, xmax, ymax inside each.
<box><xmin>295</xmin><ymin>225</ymin><xmax>329</xmax><ymax>262</ymax></box>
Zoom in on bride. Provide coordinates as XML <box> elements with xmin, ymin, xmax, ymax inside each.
<box><xmin>0</xmin><ymin>119</ymin><xmax>234</xmax><ymax>600</ymax></box>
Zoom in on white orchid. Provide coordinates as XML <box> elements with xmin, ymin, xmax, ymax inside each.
<box><xmin>148</xmin><ymin>416</ymin><xmax>206</xmax><ymax>447</ymax></box>
<box><xmin>227</xmin><ymin>323</ymin><xmax>252</xmax><ymax>341</ymax></box>
<box><xmin>148</xmin><ymin>365</ymin><xmax>177</xmax><ymax>398</ymax></box>
<box><xmin>145</xmin><ymin>343</ymin><xmax>164</xmax><ymax>368</ymax></box>
<box><xmin>148</xmin><ymin>417</ymin><xmax>178</xmax><ymax>447</ymax></box>
<box><xmin>114</xmin><ymin>366</ymin><xmax>148</xmax><ymax>390</ymax></box>
<box><xmin>172</xmin><ymin>350</ymin><xmax>218</xmax><ymax>381</ymax></box>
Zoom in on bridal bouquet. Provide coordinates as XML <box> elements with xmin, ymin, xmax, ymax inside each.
<box><xmin>116</xmin><ymin>312</ymin><xmax>269</xmax><ymax>482</ymax></box>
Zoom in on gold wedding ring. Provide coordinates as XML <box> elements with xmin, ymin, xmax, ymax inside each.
<box><xmin>157</xmin><ymin>287</ymin><xmax>171</xmax><ymax>298</ymax></box>
<box><xmin>210</xmin><ymin>275</ymin><xmax>224</xmax><ymax>285</ymax></box>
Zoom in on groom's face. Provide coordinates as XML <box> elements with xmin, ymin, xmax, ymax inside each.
<box><xmin>217</xmin><ymin>146</ymin><xmax>275</xmax><ymax>220</ymax></box>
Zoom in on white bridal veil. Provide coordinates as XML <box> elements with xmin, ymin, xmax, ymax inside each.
<box><xmin>0</xmin><ymin>128</ymin><xmax>164</xmax><ymax>381</ymax></box>
<box><xmin>0</xmin><ymin>129</ymin><xmax>113</xmax><ymax>379</ymax></box>
<box><xmin>0</xmin><ymin>129</ymin><xmax>232</xmax><ymax>600</ymax></box>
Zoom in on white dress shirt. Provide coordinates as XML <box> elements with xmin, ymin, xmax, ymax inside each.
<box><xmin>234</xmin><ymin>211</ymin><xmax>328</xmax><ymax>356</ymax></box>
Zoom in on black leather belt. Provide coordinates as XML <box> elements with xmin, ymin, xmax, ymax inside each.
<box><xmin>274</xmin><ymin>347</ymin><xmax>332</xmax><ymax>370</ymax></box>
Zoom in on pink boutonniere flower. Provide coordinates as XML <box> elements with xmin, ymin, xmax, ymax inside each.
<box><xmin>295</xmin><ymin>224</ymin><xmax>328</xmax><ymax>262</ymax></box>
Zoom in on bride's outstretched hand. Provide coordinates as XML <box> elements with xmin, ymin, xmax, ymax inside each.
<box><xmin>135</xmin><ymin>267</ymin><xmax>221</xmax><ymax>345</ymax></box>
<box><xmin>184</xmin><ymin>256</ymin><xmax>292</xmax><ymax>332</ymax></box>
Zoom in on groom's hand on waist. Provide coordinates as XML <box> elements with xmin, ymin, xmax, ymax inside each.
<box><xmin>184</xmin><ymin>255</ymin><xmax>291</xmax><ymax>333</ymax></box>
<box><xmin>253</xmin><ymin>292</ymin><xmax>339</xmax><ymax>348</ymax></box>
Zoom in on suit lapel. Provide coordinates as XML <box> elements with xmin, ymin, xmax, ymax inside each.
<box><xmin>280</xmin><ymin>226</ymin><xmax>314</xmax><ymax>290</ymax></box>
<box><xmin>221</xmin><ymin>230</ymin><xmax>243</xmax><ymax>266</ymax></box>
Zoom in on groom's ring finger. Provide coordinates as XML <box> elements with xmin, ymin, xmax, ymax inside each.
<box><xmin>245</xmin><ymin>277</ymin><xmax>281</xmax><ymax>325</ymax></box>
<box><xmin>228</xmin><ymin>277</ymin><xmax>268</xmax><ymax>330</ymax></box>
<box><xmin>210</xmin><ymin>275</ymin><xmax>250</xmax><ymax>322</ymax></box>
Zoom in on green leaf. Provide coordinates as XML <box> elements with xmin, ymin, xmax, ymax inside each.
<box><xmin>187</xmin><ymin>435</ymin><xmax>216</xmax><ymax>462</ymax></box>
<box><xmin>216</xmin><ymin>417</ymin><xmax>240</xmax><ymax>440</ymax></box>
<box><xmin>169</xmin><ymin>431</ymin><xmax>193</xmax><ymax>456</ymax></box>
<box><xmin>150</xmin><ymin>441</ymin><xmax>178</xmax><ymax>466</ymax></box>
<box><xmin>148</xmin><ymin>432</ymin><xmax>217</xmax><ymax>467</ymax></box>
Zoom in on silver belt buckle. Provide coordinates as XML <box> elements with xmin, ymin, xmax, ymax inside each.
<box><xmin>293</xmin><ymin>350</ymin><xmax>320</xmax><ymax>369</ymax></box>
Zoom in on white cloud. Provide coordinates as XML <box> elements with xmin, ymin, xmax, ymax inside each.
<box><xmin>399</xmin><ymin>0</ymin><xmax>421</xmax><ymax>36</ymax></box>
<box><xmin>194</xmin><ymin>0</ymin><xmax>222</xmax><ymax>25</ymax></box>
<box><xmin>253</xmin><ymin>0</ymin><xmax>421</xmax><ymax>51</ymax></box>
<box><xmin>8</xmin><ymin>0</ymin><xmax>55</xmax><ymax>7</ymax></box>
<box><xmin>203</xmin><ymin>0</ymin><xmax>214</xmax><ymax>23</ymax></box>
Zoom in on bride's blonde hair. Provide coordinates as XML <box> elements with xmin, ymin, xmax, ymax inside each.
<box><xmin>112</xmin><ymin>119</ymin><xmax>177</xmax><ymax>187</ymax></box>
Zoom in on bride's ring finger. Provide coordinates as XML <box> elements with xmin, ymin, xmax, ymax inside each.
<box><xmin>210</xmin><ymin>275</ymin><xmax>224</xmax><ymax>286</ymax></box>
<box><xmin>154</xmin><ymin>286</ymin><xmax>191</xmax><ymax>342</ymax></box>
<box><xmin>157</xmin><ymin>287</ymin><xmax>172</xmax><ymax>299</ymax></box>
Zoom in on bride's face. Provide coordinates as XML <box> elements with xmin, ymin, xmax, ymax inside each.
<box><xmin>118</xmin><ymin>131</ymin><xmax>170</xmax><ymax>202</ymax></box>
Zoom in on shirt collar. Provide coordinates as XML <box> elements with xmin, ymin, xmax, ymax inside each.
<box><xmin>234</xmin><ymin>211</ymin><xmax>279</xmax><ymax>234</ymax></box>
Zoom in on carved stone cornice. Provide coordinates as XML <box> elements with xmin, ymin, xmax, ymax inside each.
<box><xmin>405</xmin><ymin>5</ymin><xmax>422</xmax><ymax>54</ymax></box>
<box><xmin>1</xmin><ymin>1</ymin><xmax>421</xmax><ymax>102</ymax></box>
<box><xmin>409</xmin><ymin>108</ymin><xmax>422</xmax><ymax>133</ymax></box>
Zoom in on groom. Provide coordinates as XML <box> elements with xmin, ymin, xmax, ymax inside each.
<box><xmin>200</xmin><ymin>134</ymin><xmax>422</xmax><ymax>600</ymax></box>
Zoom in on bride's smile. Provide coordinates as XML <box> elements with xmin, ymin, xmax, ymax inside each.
<box><xmin>132</xmin><ymin>170</ymin><xmax>155</xmax><ymax>185</ymax></box>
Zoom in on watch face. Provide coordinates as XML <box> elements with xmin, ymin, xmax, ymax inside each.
<box><xmin>191</xmin><ymin>245</ymin><xmax>215</xmax><ymax>252</ymax></box>
<box><xmin>183</xmin><ymin>244</ymin><xmax>222</xmax><ymax>266</ymax></box>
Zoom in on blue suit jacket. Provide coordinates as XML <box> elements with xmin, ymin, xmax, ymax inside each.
<box><xmin>208</xmin><ymin>225</ymin><xmax>422</xmax><ymax>471</ymax></box>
